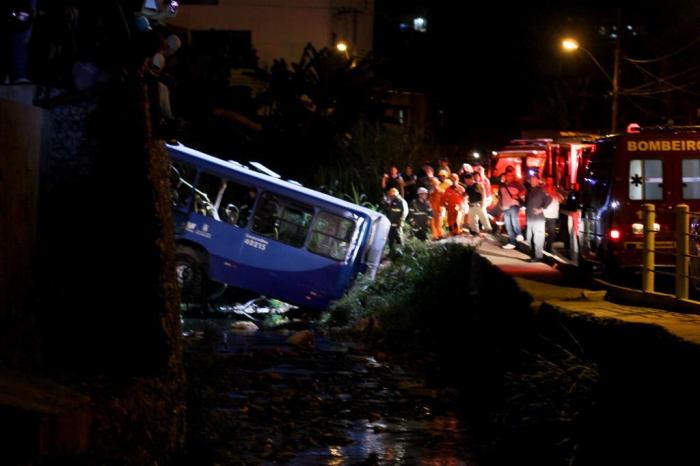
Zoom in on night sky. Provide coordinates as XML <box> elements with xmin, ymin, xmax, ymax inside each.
<box><xmin>375</xmin><ymin>0</ymin><xmax>700</xmax><ymax>145</ymax></box>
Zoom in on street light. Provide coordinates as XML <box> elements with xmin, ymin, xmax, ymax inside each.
<box><xmin>561</xmin><ymin>37</ymin><xmax>621</xmax><ymax>132</ymax></box>
<box><xmin>561</xmin><ymin>38</ymin><xmax>579</xmax><ymax>51</ymax></box>
<box><xmin>335</xmin><ymin>41</ymin><xmax>350</xmax><ymax>59</ymax></box>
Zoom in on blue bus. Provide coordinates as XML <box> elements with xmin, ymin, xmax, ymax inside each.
<box><xmin>167</xmin><ymin>142</ymin><xmax>390</xmax><ymax>310</ymax></box>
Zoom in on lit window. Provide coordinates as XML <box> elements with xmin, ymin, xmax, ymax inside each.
<box><xmin>629</xmin><ymin>159</ymin><xmax>663</xmax><ymax>200</ymax></box>
<box><xmin>682</xmin><ymin>159</ymin><xmax>700</xmax><ymax>199</ymax></box>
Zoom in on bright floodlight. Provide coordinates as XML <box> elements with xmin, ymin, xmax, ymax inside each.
<box><xmin>336</xmin><ymin>42</ymin><xmax>348</xmax><ymax>52</ymax></box>
<box><xmin>472</xmin><ymin>152</ymin><xmax>480</xmax><ymax>159</ymax></box>
<box><xmin>413</xmin><ymin>17</ymin><xmax>427</xmax><ymax>32</ymax></box>
<box><xmin>562</xmin><ymin>38</ymin><xmax>579</xmax><ymax>51</ymax></box>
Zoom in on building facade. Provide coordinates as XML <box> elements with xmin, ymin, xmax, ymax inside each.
<box><xmin>171</xmin><ymin>0</ymin><xmax>373</xmax><ymax>67</ymax></box>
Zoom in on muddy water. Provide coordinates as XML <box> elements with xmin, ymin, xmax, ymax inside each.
<box><xmin>183</xmin><ymin>318</ymin><xmax>479</xmax><ymax>465</ymax></box>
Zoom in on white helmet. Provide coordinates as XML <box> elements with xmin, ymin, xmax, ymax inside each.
<box><xmin>417</xmin><ymin>187</ymin><xmax>428</xmax><ymax>195</ymax></box>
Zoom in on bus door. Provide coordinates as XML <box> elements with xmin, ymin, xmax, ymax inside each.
<box><xmin>170</xmin><ymin>161</ymin><xmax>199</xmax><ymax>232</ymax></box>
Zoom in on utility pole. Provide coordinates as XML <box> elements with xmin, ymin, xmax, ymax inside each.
<box><xmin>611</xmin><ymin>8</ymin><xmax>622</xmax><ymax>132</ymax></box>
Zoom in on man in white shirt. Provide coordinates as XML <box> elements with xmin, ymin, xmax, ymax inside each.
<box><xmin>543</xmin><ymin>176</ymin><xmax>565</xmax><ymax>253</ymax></box>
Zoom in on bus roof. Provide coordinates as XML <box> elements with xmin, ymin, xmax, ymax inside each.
<box><xmin>166</xmin><ymin>142</ymin><xmax>384</xmax><ymax>221</ymax></box>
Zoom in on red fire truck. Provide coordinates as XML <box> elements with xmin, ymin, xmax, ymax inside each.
<box><xmin>578</xmin><ymin>126</ymin><xmax>700</xmax><ymax>272</ymax></box>
<box><xmin>491</xmin><ymin>137</ymin><xmax>594</xmax><ymax>189</ymax></box>
<box><xmin>489</xmin><ymin>136</ymin><xmax>596</xmax><ymax>228</ymax></box>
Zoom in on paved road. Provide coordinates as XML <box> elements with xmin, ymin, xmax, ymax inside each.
<box><xmin>475</xmin><ymin>234</ymin><xmax>700</xmax><ymax>346</ymax></box>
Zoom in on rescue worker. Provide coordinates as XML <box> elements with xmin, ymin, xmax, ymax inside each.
<box><xmin>442</xmin><ymin>178</ymin><xmax>464</xmax><ymax>236</ymax></box>
<box><xmin>543</xmin><ymin>176</ymin><xmax>565</xmax><ymax>253</ymax></box>
<box><xmin>382</xmin><ymin>187</ymin><xmax>408</xmax><ymax>254</ymax></box>
<box><xmin>560</xmin><ymin>183</ymin><xmax>582</xmax><ymax>259</ymax></box>
<box><xmin>438</xmin><ymin>159</ymin><xmax>452</xmax><ymax>178</ymax></box>
<box><xmin>464</xmin><ymin>173</ymin><xmax>492</xmax><ymax>235</ymax></box>
<box><xmin>408</xmin><ymin>187</ymin><xmax>433</xmax><ymax>241</ymax></box>
<box><xmin>525</xmin><ymin>173</ymin><xmax>552</xmax><ymax>262</ymax></box>
<box><xmin>437</xmin><ymin>169</ymin><xmax>451</xmax><ymax>191</ymax></box>
<box><xmin>381</xmin><ymin>164</ymin><xmax>405</xmax><ymax>198</ymax></box>
<box><xmin>451</xmin><ymin>173</ymin><xmax>466</xmax><ymax>232</ymax></box>
<box><xmin>418</xmin><ymin>164</ymin><xmax>435</xmax><ymax>191</ymax></box>
<box><xmin>402</xmin><ymin>164</ymin><xmax>418</xmax><ymax>202</ymax></box>
<box><xmin>429</xmin><ymin>177</ymin><xmax>445</xmax><ymax>240</ymax></box>
<box><xmin>473</xmin><ymin>165</ymin><xmax>492</xmax><ymax>210</ymax></box>
<box><xmin>499</xmin><ymin>166</ymin><xmax>526</xmax><ymax>249</ymax></box>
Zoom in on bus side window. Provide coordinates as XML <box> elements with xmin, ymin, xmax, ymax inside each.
<box><xmin>629</xmin><ymin>159</ymin><xmax>663</xmax><ymax>201</ymax></box>
<box><xmin>193</xmin><ymin>172</ymin><xmax>223</xmax><ymax>220</ymax></box>
<box><xmin>170</xmin><ymin>162</ymin><xmax>197</xmax><ymax>210</ymax></box>
<box><xmin>251</xmin><ymin>193</ymin><xmax>313</xmax><ymax>247</ymax></box>
<box><xmin>308</xmin><ymin>212</ymin><xmax>356</xmax><ymax>261</ymax></box>
<box><xmin>682</xmin><ymin>159</ymin><xmax>700</xmax><ymax>200</ymax></box>
<box><xmin>215</xmin><ymin>178</ymin><xmax>257</xmax><ymax>227</ymax></box>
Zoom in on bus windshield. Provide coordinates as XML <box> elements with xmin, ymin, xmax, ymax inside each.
<box><xmin>308</xmin><ymin>212</ymin><xmax>357</xmax><ymax>261</ymax></box>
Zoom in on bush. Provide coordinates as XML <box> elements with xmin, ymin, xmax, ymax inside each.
<box><xmin>328</xmin><ymin>239</ymin><xmax>472</xmax><ymax>338</ymax></box>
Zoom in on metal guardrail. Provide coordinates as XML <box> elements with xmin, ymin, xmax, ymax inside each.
<box><xmin>640</xmin><ymin>203</ymin><xmax>700</xmax><ymax>300</ymax></box>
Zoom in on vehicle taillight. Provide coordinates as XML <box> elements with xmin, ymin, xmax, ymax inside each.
<box><xmin>609</xmin><ymin>229</ymin><xmax>621</xmax><ymax>241</ymax></box>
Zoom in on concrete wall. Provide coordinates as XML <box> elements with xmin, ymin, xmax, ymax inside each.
<box><xmin>170</xmin><ymin>0</ymin><xmax>373</xmax><ymax>66</ymax></box>
<box><xmin>0</xmin><ymin>98</ymin><xmax>42</xmax><ymax>367</ymax></box>
<box><xmin>465</xmin><ymin>252</ymin><xmax>700</xmax><ymax>465</ymax></box>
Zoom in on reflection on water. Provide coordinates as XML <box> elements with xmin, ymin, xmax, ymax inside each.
<box><xmin>183</xmin><ymin>318</ymin><xmax>479</xmax><ymax>465</ymax></box>
<box><xmin>288</xmin><ymin>415</ymin><xmax>473</xmax><ymax>466</ymax></box>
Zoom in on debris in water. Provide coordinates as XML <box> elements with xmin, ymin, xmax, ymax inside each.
<box><xmin>231</xmin><ymin>320</ymin><xmax>259</xmax><ymax>332</ymax></box>
<box><xmin>287</xmin><ymin>330</ymin><xmax>314</xmax><ymax>348</ymax></box>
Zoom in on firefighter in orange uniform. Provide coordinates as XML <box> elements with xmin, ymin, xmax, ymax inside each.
<box><xmin>429</xmin><ymin>177</ymin><xmax>445</xmax><ymax>240</ymax></box>
<box><xmin>443</xmin><ymin>178</ymin><xmax>464</xmax><ymax>236</ymax></box>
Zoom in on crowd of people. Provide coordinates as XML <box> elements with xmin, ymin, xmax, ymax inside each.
<box><xmin>380</xmin><ymin>160</ymin><xmax>582</xmax><ymax>262</ymax></box>
<box><xmin>380</xmin><ymin>160</ymin><xmax>493</xmax><ymax>254</ymax></box>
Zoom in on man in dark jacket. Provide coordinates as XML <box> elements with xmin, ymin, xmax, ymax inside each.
<box><xmin>382</xmin><ymin>187</ymin><xmax>408</xmax><ymax>254</ymax></box>
<box><xmin>525</xmin><ymin>173</ymin><xmax>552</xmax><ymax>262</ymax></box>
<box><xmin>408</xmin><ymin>187</ymin><xmax>433</xmax><ymax>241</ymax></box>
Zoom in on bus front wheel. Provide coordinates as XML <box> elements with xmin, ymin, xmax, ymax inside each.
<box><xmin>175</xmin><ymin>247</ymin><xmax>206</xmax><ymax>307</ymax></box>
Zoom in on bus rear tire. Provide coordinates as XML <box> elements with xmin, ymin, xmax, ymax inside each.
<box><xmin>176</xmin><ymin>247</ymin><xmax>206</xmax><ymax>309</ymax></box>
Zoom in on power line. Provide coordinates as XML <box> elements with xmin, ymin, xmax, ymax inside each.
<box><xmin>623</xmin><ymin>64</ymin><xmax>700</xmax><ymax>92</ymax></box>
<box><xmin>628</xmin><ymin>61</ymin><xmax>700</xmax><ymax>97</ymax></box>
<box><xmin>624</xmin><ymin>82</ymin><xmax>700</xmax><ymax>96</ymax></box>
<box><xmin>625</xmin><ymin>36</ymin><xmax>700</xmax><ymax>64</ymax></box>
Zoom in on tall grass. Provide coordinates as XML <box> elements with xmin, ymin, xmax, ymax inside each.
<box><xmin>315</xmin><ymin>119</ymin><xmax>427</xmax><ymax>205</ymax></box>
<box><xmin>328</xmin><ymin>239</ymin><xmax>471</xmax><ymax>333</ymax></box>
